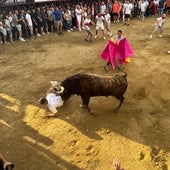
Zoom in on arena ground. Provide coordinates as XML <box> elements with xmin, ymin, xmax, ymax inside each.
<box><xmin>0</xmin><ymin>16</ymin><xmax>170</xmax><ymax>170</ymax></box>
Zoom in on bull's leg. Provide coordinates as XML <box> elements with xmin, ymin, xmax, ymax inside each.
<box><xmin>81</xmin><ymin>95</ymin><xmax>91</xmax><ymax>112</ymax></box>
<box><xmin>114</xmin><ymin>96</ymin><xmax>125</xmax><ymax>111</ymax></box>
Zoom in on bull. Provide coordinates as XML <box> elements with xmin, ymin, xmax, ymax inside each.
<box><xmin>60</xmin><ymin>71</ymin><xmax>128</xmax><ymax>112</ymax></box>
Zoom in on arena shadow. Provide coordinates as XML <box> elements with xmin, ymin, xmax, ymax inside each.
<box><xmin>0</xmin><ymin>94</ymin><xmax>82</xmax><ymax>170</ymax></box>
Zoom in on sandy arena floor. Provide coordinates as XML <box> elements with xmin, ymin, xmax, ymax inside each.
<box><xmin>0</xmin><ymin>17</ymin><xmax>170</xmax><ymax>170</ymax></box>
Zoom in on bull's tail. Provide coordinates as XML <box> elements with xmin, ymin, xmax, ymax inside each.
<box><xmin>117</xmin><ymin>64</ymin><xmax>128</xmax><ymax>78</ymax></box>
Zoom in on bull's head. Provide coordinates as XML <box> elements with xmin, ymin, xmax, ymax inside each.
<box><xmin>60</xmin><ymin>88</ymin><xmax>71</xmax><ymax>101</ymax></box>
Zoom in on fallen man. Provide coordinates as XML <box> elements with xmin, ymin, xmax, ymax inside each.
<box><xmin>39</xmin><ymin>81</ymin><xmax>64</xmax><ymax>117</ymax></box>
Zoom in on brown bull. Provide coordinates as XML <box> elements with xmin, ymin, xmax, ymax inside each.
<box><xmin>60</xmin><ymin>72</ymin><xmax>128</xmax><ymax>112</ymax></box>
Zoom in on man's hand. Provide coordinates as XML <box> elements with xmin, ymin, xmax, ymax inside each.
<box><xmin>113</xmin><ymin>158</ymin><xmax>124</xmax><ymax>170</ymax></box>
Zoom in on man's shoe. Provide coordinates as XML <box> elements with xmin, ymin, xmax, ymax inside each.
<box><xmin>19</xmin><ymin>37</ymin><xmax>26</xmax><ymax>42</ymax></box>
<box><xmin>104</xmin><ymin>66</ymin><xmax>109</xmax><ymax>71</ymax></box>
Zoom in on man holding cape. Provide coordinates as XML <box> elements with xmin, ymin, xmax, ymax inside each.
<box><xmin>100</xmin><ymin>30</ymin><xmax>134</xmax><ymax>70</ymax></box>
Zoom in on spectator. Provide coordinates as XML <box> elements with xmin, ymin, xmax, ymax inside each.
<box><xmin>82</xmin><ymin>4</ymin><xmax>88</xmax><ymax>30</ymax></box>
<box><xmin>20</xmin><ymin>9</ymin><xmax>29</xmax><ymax>39</ymax></box>
<box><xmin>70</xmin><ymin>6</ymin><xmax>76</xmax><ymax>29</ymax></box>
<box><xmin>100</xmin><ymin>1</ymin><xmax>107</xmax><ymax>16</ymax></box>
<box><xmin>53</xmin><ymin>6</ymin><xmax>63</xmax><ymax>35</ymax></box>
<box><xmin>152</xmin><ymin>0</ymin><xmax>159</xmax><ymax>16</ymax></box>
<box><xmin>63</xmin><ymin>9</ymin><xmax>72</xmax><ymax>32</ymax></box>
<box><xmin>91</xmin><ymin>4</ymin><xmax>95</xmax><ymax>21</ymax></box>
<box><xmin>47</xmin><ymin>7</ymin><xmax>54</xmax><ymax>33</ymax></box>
<box><xmin>0</xmin><ymin>34</ymin><xmax>2</xmax><ymax>46</ymax></box>
<box><xmin>41</xmin><ymin>8</ymin><xmax>50</xmax><ymax>34</ymax></box>
<box><xmin>25</xmin><ymin>9</ymin><xmax>34</xmax><ymax>38</ymax></box>
<box><xmin>140</xmin><ymin>0</ymin><xmax>147</xmax><ymax>20</ymax></box>
<box><xmin>31</xmin><ymin>8</ymin><xmax>41</xmax><ymax>37</ymax></box>
<box><xmin>158</xmin><ymin>0</ymin><xmax>166</xmax><ymax>16</ymax></box>
<box><xmin>75</xmin><ymin>5</ymin><xmax>82</xmax><ymax>31</ymax></box>
<box><xmin>0</xmin><ymin>13</ymin><xmax>7</xmax><ymax>44</ymax></box>
<box><xmin>36</xmin><ymin>7</ymin><xmax>45</xmax><ymax>35</ymax></box>
<box><xmin>104</xmin><ymin>10</ymin><xmax>112</xmax><ymax>36</ymax></box>
<box><xmin>112</xmin><ymin>0</ymin><xmax>121</xmax><ymax>24</ymax></box>
<box><xmin>4</xmin><ymin>14</ymin><xmax>14</xmax><ymax>43</ymax></box>
<box><xmin>166</xmin><ymin>0</ymin><xmax>170</xmax><ymax>15</ymax></box>
<box><xmin>123</xmin><ymin>0</ymin><xmax>133</xmax><ymax>26</ymax></box>
<box><xmin>12</xmin><ymin>10</ymin><xmax>26</xmax><ymax>41</ymax></box>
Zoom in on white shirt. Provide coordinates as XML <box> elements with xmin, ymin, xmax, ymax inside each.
<box><xmin>141</xmin><ymin>2</ymin><xmax>147</xmax><ymax>12</ymax></box>
<box><xmin>75</xmin><ymin>8</ymin><xmax>82</xmax><ymax>17</ymax></box>
<box><xmin>96</xmin><ymin>15</ymin><xmax>104</xmax><ymax>25</ymax></box>
<box><xmin>0</xmin><ymin>21</ymin><xmax>3</xmax><ymax>29</ymax></box>
<box><xmin>46</xmin><ymin>93</ymin><xmax>63</xmax><ymax>114</ymax></box>
<box><xmin>105</xmin><ymin>13</ymin><xmax>111</xmax><ymax>23</ymax></box>
<box><xmin>157</xmin><ymin>17</ymin><xmax>166</xmax><ymax>26</ymax></box>
<box><xmin>83</xmin><ymin>18</ymin><xmax>92</xmax><ymax>30</ymax></box>
<box><xmin>25</xmin><ymin>13</ymin><xmax>33</xmax><ymax>26</ymax></box>
<box><xmin>124</xmin><ymin>3</ymin><xmax>133</xmax><ymax>14</ymax></box>
<box><xmin>100</xmin><ymin>4</ymin><xmax>106</xmax><ymax>15</ymax></box>
<box><xmin>113</xmin><ymin>35</ymin><xmax>124</xmax><ymax>43</ymax></box>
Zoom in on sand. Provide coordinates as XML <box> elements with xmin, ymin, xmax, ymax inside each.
<box><xmin>0</xmin><ymin>17</ymin><xmax>170</xmax><ymax>170</ymax></box>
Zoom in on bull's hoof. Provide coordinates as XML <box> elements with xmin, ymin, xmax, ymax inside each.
<box><xmin>80</xmin><ymin>105</ymin><xmax>91</xmax><ymax>113</ymax></box>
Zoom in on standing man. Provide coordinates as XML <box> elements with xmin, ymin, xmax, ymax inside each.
<box><xmin>104</xmin><ymin>10</ymin><xmax>112</xmax><ymax>36</ymax></box>
<box><xmin>53</xmin><ymin>7</ymin><xmax>63</xmax><ymax>35</ymax></box>
<box><xmin>101</xmin><ymin>30</ymin><xmax>134</xmax><ymax>70</ymax></box>
<box><xmin>0</xmin><ymin>13</ymin><xmax>7</xmax><ymax>44</ymax></box>
<box><xmin>75</xmin><ymin>5</ymin><xmax>82</xmax><ymax>31</ymax></box>
<box><xmin>112</xmin><ymin>0</ymin><xmax>121</xmax><ymax>24</ymax></box>
<box><xmin>12</xmin><ymin>10</ymin><xmax>26</xmax><ymax>41</ymax></box>
<box><xmin>150</xmin><ymin>13</ymin><xmax>166</xmax><ymax>38</ymax></box>
<box><xmin>25</xmin><ymin>9</ymin><xmax>34</xmax><ymax>38</ymax></box>
<box><xmin>31</xmin><ymin>8</ymin><xmax>41</xmax><ymax>37</ymax></box>
<box><xmin>158</xmin><ymin>0</ymin><xmax>166</xmax><ymax>16</ymax></box>
<box><xmin>36</xmin><ymin>7</ymin><xmax>45</xmax><ymax>35</ymax></box>
<box><xmin>94</xmin><ymin>12</ymin><xmax>106</xmax><ymax>40</ymax></box>
<box><xmin>47</xmin><ymin>7</ymin><xmax>54</xmax><ymax>33</ymax></box>
<box><xmin>123</xmin><ymin>0</ymin><xmax>133</xmax><ymax>26</ymax></box>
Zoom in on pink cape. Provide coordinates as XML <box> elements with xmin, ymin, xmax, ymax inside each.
<box><xmin>100</xmin><ymin>38</ymin><xmax>134</xmax><ymax>69</ymax></box>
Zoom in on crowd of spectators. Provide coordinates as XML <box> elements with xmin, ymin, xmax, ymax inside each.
<box><xmin>0</xmin><ymin>0</ymin><xmax>169</xmax><ymax>46</ymax></box>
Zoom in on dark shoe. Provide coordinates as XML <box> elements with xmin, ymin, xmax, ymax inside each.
<box><xmin>85</xmin><ymin>38</ymin><xmax>89</xmax><ymax>42</ymax></box>
<box><xmin>104</xmin><ymin>66</ymin><xmax>109</xmax><ymax>71</ymax></box>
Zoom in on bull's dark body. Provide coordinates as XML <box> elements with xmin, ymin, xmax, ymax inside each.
<box><xmin>61</xmin><ymin>73</ymin><xmax>128</xmax><ymax>111</ymax></box>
